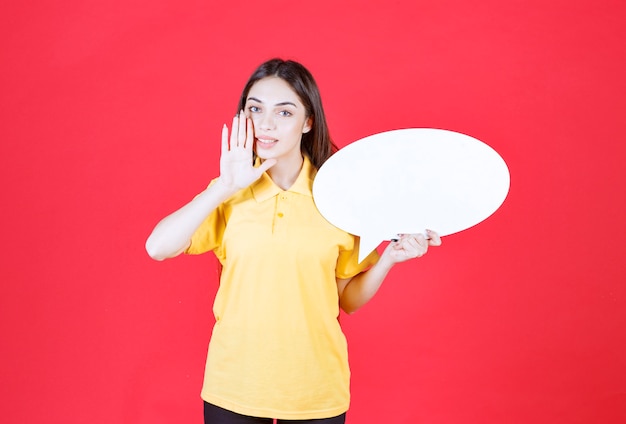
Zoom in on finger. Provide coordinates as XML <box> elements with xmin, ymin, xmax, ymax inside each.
<box><xmin>390</xmin><ymin>236</ymin><xmax>404</xmax><ymax>249</ymax></box>
<box><xmin>237</xmin><ymin>110</ymin><xmax>247</xmax><ymax>147</ymax></box>
<box><xmin>392</xmin><ymin>234</ymin><xmax>418</xmax><ymax>251</ymax></box>
<box><xmin>426</xmin><ymin>229</ymin><xmax>442</xmax><ymax>246</ymax></box>
<box><xmin>412</xmin><ymin>233</ymin><xmax>428</xmax><ymax>247</ymax></box>
<box><xmin>221</xmin><ymin>124</ymin><xmax>229</xmax><ymax>152</ymax></box>
<box><xmin>245</xmin><ymin>116</ymin><xmax>254</xmax><ymax>150</ymax></box>
<box><xmin>399</xmin><ymin>244</ymin><xmax>420</xmax><ymax>258</ymax></box>
<box><xmin>406</xmin><ymin>235</ymin><xmax>428</xmax><ymax>256</ymax></box>
<box><xmin>231</xmin><ymin>114</ymin><xmax>239</xmax><ymax>148</ymax></box>
<box><xmin>257</xmin><ymin>158</ymin><xmax>277</xmax><ymax>174</ymax></box>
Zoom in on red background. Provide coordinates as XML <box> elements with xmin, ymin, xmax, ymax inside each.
<box><xmin>1</xmin><ymin>1</ymin><xmax>625</xmax><ymax>423</ymax></box>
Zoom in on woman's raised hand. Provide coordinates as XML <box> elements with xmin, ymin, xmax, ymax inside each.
<box><xmin>218</xmin><ymin>112</ymin><xmax>276</xmax><ymax>192</ymax></box>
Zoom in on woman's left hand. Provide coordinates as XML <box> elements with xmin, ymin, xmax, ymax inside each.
<box><xmin>382</xmin><ymin>229</ymin><xmax>442</xmax><ymax>264</ymax></box>
<box><xmin>339</xmin><ymin>230</ymin><xmax>442</xmax><ymax>314</ymax></box>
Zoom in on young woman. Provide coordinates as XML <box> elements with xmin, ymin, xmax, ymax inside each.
<box><xmin>145</xmin><ymin>59</ymin><xmax>441</xmax><ymax>424</ymax></box>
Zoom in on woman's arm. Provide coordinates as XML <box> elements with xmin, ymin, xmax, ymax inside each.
<box><xmin>145</xmin><ymin>179</ymin><xmax>236</xmax><ymax>260</ymax></box>
<box><xmin>145</xmin><ymin>113</ymin><xmax>275</xmax><ymax>261</ymax></box>
<box><xmin>337</xmin><ymin>230</ymin><xmax>442</xmax><ymax>314</ymax></box>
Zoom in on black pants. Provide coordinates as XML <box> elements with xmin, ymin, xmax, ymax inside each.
<box><xmin>204</xmin><ymin>402</ymin><xmax>346</xmax><ymax>424</ymax></box>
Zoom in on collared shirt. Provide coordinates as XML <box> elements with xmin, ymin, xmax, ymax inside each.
<box><xmin>186</xmin><ymin>156</ymin><xmax>378</xmax><ymax>420</ymax></box>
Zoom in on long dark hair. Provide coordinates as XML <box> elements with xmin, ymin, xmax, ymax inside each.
<box><xmin>237</xmin><ymin>58</ymin><xmax>338</xmax><ymax>169</ymax></box>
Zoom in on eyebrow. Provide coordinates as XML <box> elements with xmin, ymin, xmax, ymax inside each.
<box><xmin>247</xmin><ymin>97</ymin><xmax>298</xmax><ymax>108</ymax></box>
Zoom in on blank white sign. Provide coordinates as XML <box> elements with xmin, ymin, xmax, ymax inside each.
<box><xmin>312</xmin><ymin>128</ymin><xmax>511</xmax><ymax>262</ymax></box>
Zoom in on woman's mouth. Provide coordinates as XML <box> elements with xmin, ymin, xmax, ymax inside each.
<box><xmin>256</xmin><ymin>137</ymin><xmax>277</xmax><ymax>147</ymax></box>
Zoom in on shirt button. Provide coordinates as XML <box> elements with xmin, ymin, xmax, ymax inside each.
<box><xmin>277</xmin><ymin>212</ymin><xmax>284</xmax><ymax>218</ymax></box>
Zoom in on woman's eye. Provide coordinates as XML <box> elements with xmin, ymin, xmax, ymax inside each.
<box><xmin>278</xmin><ymin>110</ymin><xmax>292</xmax><ymax>117</ymax></box>
<box><xmin>248</xmin><ymin>106</ymin><xmax>260</xmax><ymax>113</ymax></box>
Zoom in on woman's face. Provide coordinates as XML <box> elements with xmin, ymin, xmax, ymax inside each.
<box><xmin>244</xmin><ymin>76</ymin><xmax>312</xmax><ymax>166</ymax></box>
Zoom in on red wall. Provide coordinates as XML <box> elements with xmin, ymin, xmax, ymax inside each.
<box><xmin>1</xmin><ymin>1</ymin><xmax>625</xmax><ymax>423</ymax></box>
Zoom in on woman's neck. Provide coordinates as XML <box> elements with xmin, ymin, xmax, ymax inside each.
<box><xmin>266</xmin><ymin>155</ymin><xmax>304</xmax><ymax>190</ymax></box>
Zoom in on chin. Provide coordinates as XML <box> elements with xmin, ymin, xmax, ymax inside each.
<box><xmin>255</xmin><ymin>151</ymin><xmax>274</xmax><ymax>161</ymax></box>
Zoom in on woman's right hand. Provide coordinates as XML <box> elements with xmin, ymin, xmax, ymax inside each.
<box><xmin>146</xmin><ymin>112</ymin><xmax>277</xmax><ymax>261</ymax></box>
<box><xmin>218</xmin><ymin>111</ymin><xmax>276</xmax><ymax>192</ymax></box>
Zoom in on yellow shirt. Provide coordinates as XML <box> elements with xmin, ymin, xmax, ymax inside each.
<box><xmin>186</xmin><ymin>156</ymin><xmax>378</xmax><ymax>420</ymax></box>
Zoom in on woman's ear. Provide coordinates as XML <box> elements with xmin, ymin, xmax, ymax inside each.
<box><xmin>302</xmin><ymin>116</ymin><xmax>313</xmax><ymax>134</ymax></box>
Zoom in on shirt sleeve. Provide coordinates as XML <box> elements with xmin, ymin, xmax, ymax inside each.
<box><xmin>184</xmin><ymin>180</ymin><xmax>226</xmax><ymax>256</ymax></box>
<box><xmin>184</xmin><ymin>207</ymin><xmax>225</xmax><ymax>255</ymax></box>
<box><xmin>335</xmin><ymin>235</ymin><xmax>379</xmax><ymax>279</ymax></box>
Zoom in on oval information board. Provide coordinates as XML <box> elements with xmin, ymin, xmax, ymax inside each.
<box><xmin>312</xmin><ymin>128</ymin><xmax>511</xmax><ymax>262</ymax></box>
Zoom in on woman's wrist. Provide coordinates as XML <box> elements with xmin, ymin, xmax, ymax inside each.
<box><xmin>210</xmin><ymin>177</ymin><xmax>239</xmax><ymax>200</ymax></box>
<box><xmin>377</xmin><ymin>249</ymin><xmax>398</xmax><ymax>270</ymax></box>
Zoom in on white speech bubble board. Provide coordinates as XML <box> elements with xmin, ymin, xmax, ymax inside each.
<box><xmin>312</xmin><ymin>128</ymin><xmax>510</xmax><ymax>262</ymax></box>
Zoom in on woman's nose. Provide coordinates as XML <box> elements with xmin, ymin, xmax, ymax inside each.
<box><xmin>257</xmin><ymin>112</ymin><xmax>275</xmax><ymax>130</ymax></box>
